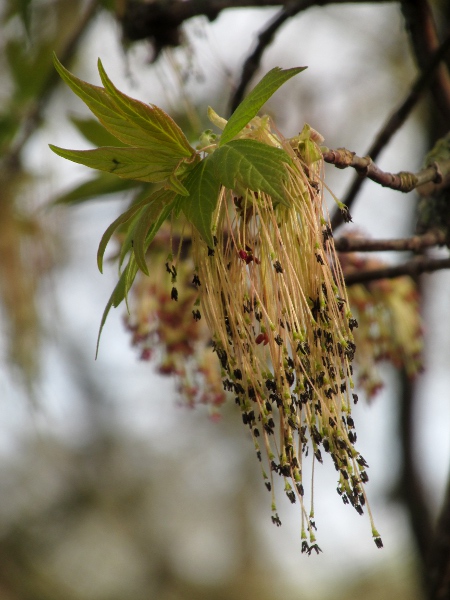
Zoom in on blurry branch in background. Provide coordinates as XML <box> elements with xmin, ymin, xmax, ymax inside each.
<box><xmin>331</xmin><ymin>27</ymin><xmax>450</xmax><ymax>228</ymax></box>
<box><xmin>335</xmin><ymin>230</ymin><xmax>446</xmax><ymax>253</ymax></box>
<box><xmin>401</xmin><ymin>0</ymin><xmax>450</xmax><ymax>122</ymax></box>
<box><xmin>344</xmin><ymin>256</ymin><xmax>450</xmax><ymax>285</ymax></box>
<box><xmin>1</xmin><ymin>0</ymin><xmax>101</xmax><ymax>170</ymax></box>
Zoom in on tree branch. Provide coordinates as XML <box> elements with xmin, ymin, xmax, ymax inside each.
<box><xmin>401</xmin><ymin>0</ymin><xmax>450</xmax><ymax>122</ymax></box>
<box><xmin>323</xmin><ymin>148</ymin><xmax>450</xmax><ymax>193</ymax></box>
<box><xmin>335</xmin><ymin>230</ymin><xmax>446</xmax><ymax>253</ymax></box>
<box><xmin>229</xmin><ymin>0</ymin><xmax>377</xmax><ymax>113</ymax></box>
<box><xmin>344</xmin><ymin>256</ymin><xmax>450</xmax><ymax>285</ymax></box>
<box><xmin>331</xmin><ymin>28</ymin><xmax>450</xmax><ymax>229</ymax></box>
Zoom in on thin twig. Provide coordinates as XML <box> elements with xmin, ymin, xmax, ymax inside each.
<box><xmin>323</xmin><ymin>148</ymin><xmax>450</xmax><ymax>193</ymax></box>
<box><xmin>335</xmin><ymin>230</ymin><xmax>446</xmax><ymax>253</ymax></box>
<box><xmin>331</xmin><ymin>28</ymin><xmax>450</xmax><ymax>229</ymax></box>
<box><xmin>345</xmin><ymin>256</ymin><xmax>450</xmax><ymax>285</ymax></box>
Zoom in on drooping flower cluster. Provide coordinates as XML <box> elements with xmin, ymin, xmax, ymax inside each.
<box><xmin>341</xmin><ymin>253</ymin><xmax>423</xmax><ymax>398</ymax></box>
<box><xmin>124</xmin><ymin>224</ymin><xmax>225</xmax><ymax>411</ymax></box>
<box><xmin>189</xmin><ymin>121</ymin><xmax>381</xmax><ymax>551</ymax></box>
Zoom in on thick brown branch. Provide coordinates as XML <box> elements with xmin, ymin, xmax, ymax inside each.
<box><xmin>331</xmin><ymin>28</ymin><xmax>450</xmax><ymax>229</ymax></box>
<box><xmin>345</xmin><ymin>256</ymin><xmax>450</xmax><ymax>285</ymax></box>
<box><xmin>323</xmin><ymin>148</ymin><xmax>450</xmax><ymax>193</ymax></box>
<box><xmin>335</xmin><ymin>230</ymin><xmax>446</xmax><ymax>253</ymax></box>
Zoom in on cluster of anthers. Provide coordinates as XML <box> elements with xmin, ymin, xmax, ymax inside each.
<box><xmin>124</xmin><ymin>224</ymin><xmax>226</xmax><ymax>411</ymax></box>
<box><xmin>186</xmin><ymin>119</ymin><xmax>382</xmax><ymax>552</ymax></box>
<box><xmin>124</xmin><ymin>117</ymin><xmax>386</xmax><ymax>551</ymax></box>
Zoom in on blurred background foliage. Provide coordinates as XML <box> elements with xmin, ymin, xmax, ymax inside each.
<box><xmin>0</xmin><ymin>0</ymin><xmax>449</xmax><ymax>598</ymax></box>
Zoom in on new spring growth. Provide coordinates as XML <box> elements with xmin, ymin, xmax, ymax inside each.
<box><xmin>50</xmin><ymin>56</ymin><xmax>382</xmax><ymax>551</ymax></box>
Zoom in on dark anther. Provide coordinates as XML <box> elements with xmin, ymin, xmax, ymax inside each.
<box><xmin>308</xmin><ymin>544</ymin><xmax>322</xmax><ymax>555</ymax></box>
<box><xmin>346</xmin><ymin>416</ymin><xmax>354</xmax><ymax>428</ymax></box>
<box><xmin>314</xmin><ymin>450</ymin><xmax>323</xmax><ymax>464</ymax></box>
<box><xmin>235</xmin><ymin>397</ymin><xmax>240</xmax><ymax>405</ymax></box>
<box><xmin>286</xmin><ymin>490</ymin><xmax>296</xmax><ymax>504</ymax></box>
<box><xmin>342</xmin><ymin>494</ymin><xmax>349</xmax><ymax>505</ymax></box>
<box><xmin>336</xmin><ymin>487</ymin><xmax>343</xmax><ymax>496</ymax></box>
<box><xmin>340</xmin><ymin>205</ymin><xmax>353</xmax><ymax>223</ymax></box>
<box><xmin>348</xmin><ymin>431</ymin><xmax>357</xmax><ymax>443</ymax></box>
<box><xmin>287</xmin><ymin>357</ymin><xmax>294</xmax><ymax>369</ymax></box>
<box><xmin>360</xmin><ymin>471</ymin><xmax>369</xmax><ymax>483</ymax></box>
<box><xmin>355</xmin><ymin>505</ymin><xmax>364</xmax><ymax>516</ymax></box>
<box><xmin>234</xmin><ymin>382</ymin><xmax>245</xmax><ymax>394</ymax></box>
<box><xmin>270</xmin><ymin>460</ymin><xmax>279</xmax><ymax>472</ymax></box>
<box><xmin>340</xmin><ymin>469</ymin><xmax>349</xmax><ymax>480</ymax></box>
<box><xmin>280</xmin><ymin>464</ymin><xmax>291</xmax><ymax>477</ymax></box>
<box><xmin>285</xmin><ymin>371</ymin><xmax>295</xmax><ymax>387</ymax></box>
<box><xmin>374</xmin><ymin>537</ymin><xmax>383</xmax><ymax>549</ymax></box>
<box><xmin>256</xmin><ymin>450</ymin><xmax>262</xmax><ymax>461</ymax></box>
<box><xmin>288</xmin><ymin>416</ymin><xmax>297</xmax><ymax>429</ymax></box>
<box><xmin>359</xmin><ymin>494</ymin><xmax>366</xmax><ymax>506</ymax></box>
<box><xmin>265</xmin><ymin>481</ymin><xmax>271</xmax><ymax>491</ymax></box>
<box><xmin>349</xmin><ymin>317</ymin><xmax>358</xmax><ymax>330</ymax></box>
<box><xmin>329</xmin><ymin>417</ymin><xmax>336</xmax><ymax>428</ymax></box>
<box><xmin>357</xmin><ymin>455</ymin><xmax>369</xmax><ymax>468</ymax></box>
<box><xmin>340</xmin><ymin>382</ymin><xmax>347</xmax><ymax>393</ymax></box>
<box><xmin>192</xmin><ymin>309</ymin><xmax>201</xmax><ymax>321</ymax></box>
<box><xmin>265</xmin><ymin>379</ymin><xmax>277</xmax><ymax>392</ymax></box>
<box><xmin>271</xmin><ymin>514</ymin><xmax>282</xmax><ymax>527</ymax></box>
<box><xmin>297</xmin><ymin>483</ymin><xmax>304</xmax><ymax>496</ymax></box>
<box><xmin>265</xmin><ymin>401</ymin><xmax>272</xmax><ymax>412</ymax></box>
<box><xmin>242</xmin><ymin>413</ymin><xmax>248</xmax><ymax>425</ymax></box>
<box><xmin>322</xmin><ymin>225</ymin><xmax>333</xmax><ymax>242</ymax></box>
<box><xmin>233</xmin><ymin>368</ymin><xmax>242</xmax><ymax>380</ymax></box>
<box><xmin>275</xmin><ymin>335</ymin><xmax>283</xmax><ymax>346</ymax></box>
<box><xmin>264</xmin><ymin>423</ymin><xmax>274</xmax><ymax>435</ymax></box>
<box><xmin>207</xmin><ymin>246</ymin><xmax>215</xmax><ymax>256</ymax></box>
<box><xmin>192</xmin><ymin>274</ymin><xmax>201</xmax><ymax>287</ymax></box>
<box><xmin>273</xmin><ymin>260</ymin><xmax>284</xmax><ymax>273</ymax></box>
<box><xmin>352</xmin><ymin>393</ymin><xmax>359</xmax><ymax>404</ymax></box>
<box><xmin>253</xmin><ymin>428</ymin><xmax>260</xmax><ymax>437</ymax></box>
<box><xmin>171</xmin><ymin>287</ymin><xmax>178</xmax><ymax>301</ymax></box>
<box><xmin>213</xmin><ymin>235</ymin><xmax>218</xmax><ymax>246</ymax></box>
<box><xmin>301</xmin><ymin>541</ymin><xmax>309</xmax><ymax>554</ymax></box>
<box><xmin>323</xmin><ymin>439</ymin><xmax>330</xmax><ymax>452</ymax></box>
<box><xmin>315</xmin><ymin>253</ymin><xmax>324</xmax><ymax>265</ymax></box>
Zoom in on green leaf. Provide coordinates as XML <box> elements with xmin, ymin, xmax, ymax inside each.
<box><xmin>211</xmin><ymin>139</ymin><xmax>291</xmax><ymax>206</ymax></box>
<box><xmin>53</xmin><ymin>54</ymin><xmax>192</xmax><ymax>156</ymax></box>
<box><xmin>220</xmin><ymin>67</ymin><xmax>307</xmax><ymax>146</ymax></box>
<box><xmin>97</xmin><ymin>194</ymin><xmax>158</xmax><ymax>272</ymax></box>
<box><xmin>70</xmin><ymin>117</ymin><xmax>127</xmax><ymax>148</ymax></box>
<box><xmin>96</xmin><ymin>256</ymin><xmax>139</xmax><ymax>358</ymax></box>
<box><xmin>49</xmin><ymin>144</ymin><xmax>181</xmax><ymax>183</ymax></box>
<box><xmin>179</xmin><ymin>158</ymin><xmax>221</xmax><ymax>248</ymax></box>
<box><xmin>131</xmin><ymin>189</ymin><xmax>176</xmax><ymax>274</ymax></box>
<box><xmin>97</xmin><ymin>59</ymin><xmax>195</xmax><ymax>157</ymax></box>
<box><xmin>52</xmin><ymin>172</ymin><xmax>141</xmax><ymax>205</ymax></box>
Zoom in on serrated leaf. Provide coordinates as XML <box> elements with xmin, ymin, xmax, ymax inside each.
<box><xmin>53</xmin><ymin>54</ymin><xmax>192</xmax><ymax>155</ymax></box>
<box><xmin>211</xmin><ymin>139</ymin><xmax>291</xmax><ymax>206</ymax></box>
<box><xmin>97</xmin><ymin>194</ymin><xmax>158</xmax><ymax>272</ymax></box>
<box><xmin>178</xmin><ymin>158</ymin><xmax>221</xmax><ymax>248</ymax></box>
<box><xmin>220</xmin><ymin>67</ymin><xmax>307</xmax><ymax>146</ymax></box>
<box><xmin>49</xmin><ymin>144</ymin><xmax>181</xmax><ymax>183</ymax></box>
<box><xmin>131</xmin><ymin>189</ymin><xmax>175</xmax><ymax>274</ymax></box>
<box><xmin>52</xmin><ymin>172</ymin><xmax>141</xmax><ymax>205</ymax></box>
<box><xmin>96</xmin><ymin>257</ymin><xmax>138</xmax><ymax>358</ymax></box>
<box><xmin>97</xmin><ymin>59</ymin><xmax>194</xmax><ymax>157</ymax></box>
<box><xmin>70</xmin><ymin>117</ymin><xmax>127</xmax><ymax>148</ymax></box>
